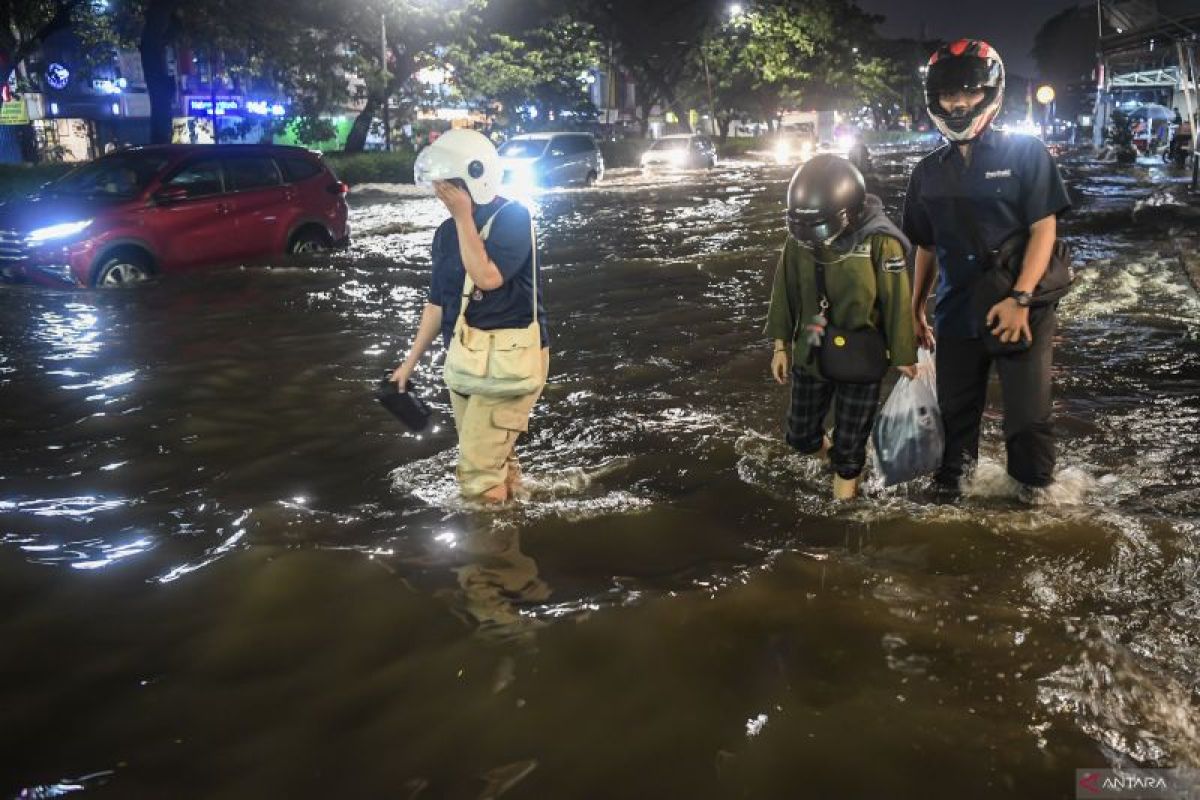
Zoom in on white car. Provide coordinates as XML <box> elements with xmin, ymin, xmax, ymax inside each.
<box><xmin>498</xmin><ymin>132</ymin><xmax>605</xmax><ymax>190</ymax></box>
<box><xmin>640</xmin><ymin>134</ymin><xmax>718</xmax><ymax>170</ymax></box>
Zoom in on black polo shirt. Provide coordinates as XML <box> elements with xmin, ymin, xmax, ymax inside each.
<box><xmin>901</xmin><ymin>129</ymin><xmax>1071</xmax><ymax>338</ymax></box>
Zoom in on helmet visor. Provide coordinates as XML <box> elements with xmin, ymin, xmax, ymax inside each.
<box><xmin>927</xmin><ymin>57</ymin><xmax>1001</xmax><ymax>97</ymax></box>
<box><xmin>413</xmin><ymin>145</ymin><xmax>461</xmax><ymax>188</ymax></box>
<box><xmin>787</xmin><ymin>208</ymin><xmax>847</xmax><ymax>245</ymax></box>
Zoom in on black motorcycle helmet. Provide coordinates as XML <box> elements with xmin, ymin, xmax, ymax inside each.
<box><xmin>786</xmin><ymin>155</ymin><xmax>867</xmax><ymax>246</ymax></box>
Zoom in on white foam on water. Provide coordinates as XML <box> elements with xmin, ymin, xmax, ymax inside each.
<box><xmin>1062</xmin><ymin>251</ymin><xmax>1200</xmax><ymax>322</ymax></box>
<box><xmin>389</xmin><ymin>448</ymin><xmax>652</xmax><ymax>524</ymax></box>
<box><xmin>1038</xmin><ymin>622</ymin><xmax>1200</xmax><ymax>768</ymax></box>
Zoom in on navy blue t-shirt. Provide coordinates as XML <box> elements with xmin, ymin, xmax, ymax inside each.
<box><xmin>429</xmin><ymin>197</ymin><xmax>548</xmax><ymax>348</ymax></box>
<box><xmin>901</xmin><ymin>129</ymin><xmax>1071</xmax><ymax>338</ymax></box>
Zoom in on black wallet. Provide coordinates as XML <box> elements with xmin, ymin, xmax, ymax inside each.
<box><xmin>375</xmin><ymin>377</ymin><xmax>432</xmax><ymax>431</ymax></box>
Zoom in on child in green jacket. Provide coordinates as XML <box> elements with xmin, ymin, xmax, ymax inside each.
<box><xmin>765</xmin><ymin>156</ymin><xmax>917</xmax><ymax>500</ymax></box>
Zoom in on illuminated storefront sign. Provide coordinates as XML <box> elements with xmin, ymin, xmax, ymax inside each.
<box><xmin>186</xmin><ymin>96</ymin><xmax>286</xmax><ymax>117</ymax></box>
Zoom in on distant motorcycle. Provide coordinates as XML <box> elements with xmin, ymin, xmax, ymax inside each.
<box><xmin>1165</xmin><ymin>127</ymin><xmax>1193</xmax><ymax>167</ymax></box>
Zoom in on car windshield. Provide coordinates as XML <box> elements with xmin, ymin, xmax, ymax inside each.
<box><xmin>650</xmin><ymin>138</ymin><xmax>691</xmax><ymax>151</ymax></box>
<box><xmin>49</xmin><ymin>153</ymin><xmax>171</xmax><ymax>198</ymax></box>
<box><xmin>499</xmin><ymin>139</ymin><xmax>548</xmax><ymax>158</ymax></box>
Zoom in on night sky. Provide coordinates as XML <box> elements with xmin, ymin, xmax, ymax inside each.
<box><xmin>855</xmin><ymin>0</ymin><xmax>1084</xmax><ymax>78</ymax></box>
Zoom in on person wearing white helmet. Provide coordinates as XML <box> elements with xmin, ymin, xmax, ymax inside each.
<box><xmin>902</xmin><ymin>39</ymin><xmax>1071</xmax><ymax>499</ymax></box>
<box><xmin>392</xmin><ymin>129</ymin><xmax>549</xmax><ymax>503</ymax></box>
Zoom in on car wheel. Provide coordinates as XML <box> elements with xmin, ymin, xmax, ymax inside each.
<box><xmin>289</xmin><ymin>228</ymin><xmax>330</xmax><ymax>255</ymax></box>
<box><xmin>93</xmin><ymin>252</ymin><xmax>152</xmax><ymax>288</ymax></box>
<box><xmin>585</xmin><ymin>170</ymin><xmax>598</xmax><ymax>187</ymax></box>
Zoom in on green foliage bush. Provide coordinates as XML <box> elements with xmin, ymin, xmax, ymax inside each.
<box><xmin>322</xmin><ymin>150</ymin><xmax>417</xmax><ymax>185</ymax></box>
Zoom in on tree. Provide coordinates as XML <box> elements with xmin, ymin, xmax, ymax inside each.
<box><xmin>0</xmin><ymin>0</ymin><xmax>92</xmax><ymax>87</ymax></box>
<box><xmin>1032</xmin><ymin>5</ymin><xmax>1099</xmax><ymax>121</ymax></box>
<box><xmin>578</xmin><ymin>0</ymin><xmax>725</xmax><ymax>135</ymax></box>
<box><xmin>690</xmin><ymin>0</ymin><xmax>896</xmax><ymax>140</ymax></box>
<box><xmin>0</xmin><ymin>0</ymin><xmax>95</xmax><ymax>161</ymax></box>
<box><xmin>449</xmin><ymin>15</ymin><xmax>600</xmax><ymax>130</ymax></box>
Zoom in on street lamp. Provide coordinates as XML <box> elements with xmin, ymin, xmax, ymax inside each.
<box><xmin>1036</xmin><ymin>84</ymin><xmax>1055</xmax><ymax>140</ymax></box>
<box><xmin>728</xmin><ymin>3</ymin><xmax>743</xmax><ymax>16</ymax></box>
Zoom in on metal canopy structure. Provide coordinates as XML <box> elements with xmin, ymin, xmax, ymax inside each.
<box><xmin>1093</xmin><ymin>1</ymin><xmax>1198</xmax><ymax>185</ymax></box>
<box><xmin>1108</xmin><ymin>67</ymin><xmax>1187</xmax><ymax>88</ymax></box>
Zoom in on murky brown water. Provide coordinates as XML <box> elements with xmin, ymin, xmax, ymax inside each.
<box><xmin>2</xmin><ymin>151</ymin><xmax>1199</xmax><ymax>798</ymax></box>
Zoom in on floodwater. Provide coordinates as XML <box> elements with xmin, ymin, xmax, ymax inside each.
<box><xmin>2</xmin><ymin>150</ymin><xmax>1199</xmax><ymax>798</ymax></box>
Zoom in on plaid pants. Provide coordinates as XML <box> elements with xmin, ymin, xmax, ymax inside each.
<box><xmin>786</xmin><ymin>368</ymin><xmax>882</xmax><ymax>479</ymax></box>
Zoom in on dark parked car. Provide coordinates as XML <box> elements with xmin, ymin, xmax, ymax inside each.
<box><xmin>0</xmin><ymin>144</ymin><xmax>350</xmax><ymax>288</ymax></box>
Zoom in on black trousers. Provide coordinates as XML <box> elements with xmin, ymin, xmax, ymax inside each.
<box><xmin>934</xmin><ymin>308</ymin><xmax>1056</xmax><ymax>488</ymax></box>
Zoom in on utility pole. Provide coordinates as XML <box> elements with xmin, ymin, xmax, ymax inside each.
<box><xmin>700</xmin><ymin>48</ymin><xmax>717</xmax><ymax>138</ymax></box>
<box><xmin>1178</xmin><ymin>40</ymin><xmax>1198</xmax><ymax>189</ymax></box>
<box><xmin>381</xmin><ymin>13</ymin><xmax>391</xmax><ymax>152</ymax></box>
<box><xmin>209</xmin><ymin>46</ymin><xmax>218</xmax><ymax>144</ymax></box>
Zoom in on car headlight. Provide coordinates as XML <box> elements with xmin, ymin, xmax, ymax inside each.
<box><xmin>774</xmin><ymin>144</ymin><xmax>791</xmax><ymax>164</ymax></box>
<box><xmin>669</xmin><ymin>151</ymin><xmax>687</xmax><ymax>166</ymax></box>
<box><xmin>800</xmin><ymin>141</ymin><xmax>814</xmax><ymax>159</ymax></box>
<box><xmin>27</xmin><ymin>219</ymin><xmax>93</xmax><ymax>244</ymax></box>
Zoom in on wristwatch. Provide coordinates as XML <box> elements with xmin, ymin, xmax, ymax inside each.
<box><xmin>1009</xmin><ymin>290</ymin><xmax>1033</xmax><ymax>307</ymax></box>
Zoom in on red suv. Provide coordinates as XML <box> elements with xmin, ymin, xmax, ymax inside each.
<box><xmin>0</xmin><ymin>144</ymin><xmax>350</xmax><ymax>287</ymax></box>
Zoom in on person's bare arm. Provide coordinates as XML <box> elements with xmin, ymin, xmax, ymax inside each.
<box><xmin>911</xmin><ymin>245</ymin><xmax>938</xmax><ymax>350</ymax></box>
<box><xmin>434</xmin><ymin>180</ymin><xmax>504</xmax><ymax>291</ymax></box>
<box><xmin>391</xmin><ymin>303</ymin><xmax>444</xmax><ymax>390</ymax></box>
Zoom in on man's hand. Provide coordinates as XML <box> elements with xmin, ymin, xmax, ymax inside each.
<box><xmin>771</xmin><ymin>350</ymin><xmax>791</xmax><ymax>384</ymax></box>
<box><xmin>390</xmin><ymin>363</ymin><xmax>413</xmax><ymax>391</ymax></box>
<box><xmin>897</xmin><ymin>364</ymin><xmax>919</xmax><ymax>380</ymax></box>
<box><xmin>433</xmin><ymin>180</ymin><xmax>473</xmax><ymax>220</ymax></box>
<box><xmin>986</xmin><ymin>297</ymin><xmax>1032</xmax><ymax>344</ymax></box>
<box><xmin>913</xmin><ymin>308</ymin><xmax>936</xmax><ymax>351</ymax></box>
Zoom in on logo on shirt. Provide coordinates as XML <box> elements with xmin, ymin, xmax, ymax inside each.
<box><xmin>883</xmin><ymin>256</ymin><xmax>906</xmax><ymax>273</ymax></box>
<box><xmin>985</xmin><ymin>169</ymin><xmax>1013</xmax><ymax>179</ymax></box>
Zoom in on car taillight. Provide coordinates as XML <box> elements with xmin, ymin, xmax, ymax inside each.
<box><xmin>327</xmin><ymin>181</ymin><xmax>349</xmax><ymax>196</ymax></box>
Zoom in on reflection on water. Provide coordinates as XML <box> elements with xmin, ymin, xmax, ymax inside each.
<box><xmin>2</xmin><ymin>152</ymin><xmax>1199</xmax><ymax>797</ymax></box>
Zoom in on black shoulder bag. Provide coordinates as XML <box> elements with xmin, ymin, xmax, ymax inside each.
<box><xmin>812</xmin><ymin>258</ymin><xmax>889</xmax><ymax>384</ymax></box>
<box><xmin>949</xmin><ymin>166</ymin><xmax>1075</xmax><ymax>355</ymax></box>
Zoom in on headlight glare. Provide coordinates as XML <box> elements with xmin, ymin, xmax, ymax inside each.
<box><xmin>27</xmin><ymin>219</ymin><xmax>93</xmax><ymax>244</ymax></box>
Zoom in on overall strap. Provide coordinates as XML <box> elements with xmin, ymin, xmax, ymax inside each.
<box><xmin>528</xmin><ymin>213</ymin><xmax>538</xmax><ymax>323</ymax></box>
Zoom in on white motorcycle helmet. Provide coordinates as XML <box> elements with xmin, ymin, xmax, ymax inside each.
<box><xmin>414</xmin><ymin>129</ymin><xmax>502</xmax><ymax>205</ymax></box>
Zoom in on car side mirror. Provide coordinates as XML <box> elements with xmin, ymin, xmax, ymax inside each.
<box><xmin>153</xmin><ymin>186</ymin><xmax>189</xmax><ymax>205</ymax></box>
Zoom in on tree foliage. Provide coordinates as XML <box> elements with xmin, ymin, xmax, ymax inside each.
<box><xmin>450</xmin><ymin>15</ymin><xmax>599</xmax><ymax>129</ymax></box>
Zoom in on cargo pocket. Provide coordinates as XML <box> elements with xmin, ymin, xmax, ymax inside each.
<box><xmin>492</xmin><ymin>405</ymin><xmax>530</xmax><ymax>434</ymax></box>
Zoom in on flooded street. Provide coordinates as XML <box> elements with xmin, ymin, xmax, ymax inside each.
<box><xmin>2</xmin><ymin>150</ymin><xmax>1199</xmax><ymax>798</ymax></box>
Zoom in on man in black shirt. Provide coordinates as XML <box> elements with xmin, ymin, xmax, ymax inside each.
<box><xmin>902</xmin><ymin>39</ymin><xmax>1071</xmax><ymax>497</ymax></box>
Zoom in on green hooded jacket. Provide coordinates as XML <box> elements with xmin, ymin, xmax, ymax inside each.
<box><xmin>764</xmin><ymin>232</ymin><xmax>917</xmax><ymax>379</ymax></box>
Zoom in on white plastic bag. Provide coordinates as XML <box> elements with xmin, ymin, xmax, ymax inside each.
<box><xmin>872</xmin><ymin>350</ymin><xmax>944</xmax><ymax>487</ymax></box>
